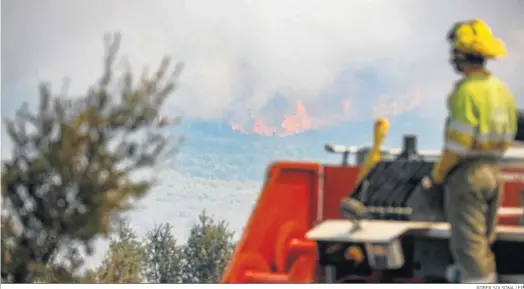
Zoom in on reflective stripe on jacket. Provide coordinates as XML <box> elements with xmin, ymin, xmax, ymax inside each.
<box><xmin>445</xmin><ymin>72</ymin><xmax>517</xmax><ymax>157</ymax></box>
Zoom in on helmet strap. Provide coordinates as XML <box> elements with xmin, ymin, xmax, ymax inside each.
<box><xmin>450</xmin><ymin>49</ymin><xmax>485</xmax><ymax>73</ymax></box>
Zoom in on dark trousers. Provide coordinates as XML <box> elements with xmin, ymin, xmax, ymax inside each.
<box><xmin>444</xmin><ymin>160</ymin><xmax>501</xmax><ymax>280</ymax></box>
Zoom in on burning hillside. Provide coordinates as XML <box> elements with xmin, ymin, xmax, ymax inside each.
<box><xmin>229</xmin><ymin>91</ymin><xmax>421</xmax><ymax>137</ymax></box>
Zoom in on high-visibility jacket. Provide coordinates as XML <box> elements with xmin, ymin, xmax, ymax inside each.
<box><xmin>431</xmin><ymin>69</ymin><xmax>517</xmax><ymax>183</ymax></box>
<box><xmin>516</xmin><ymin>110</ymin><xmax>524</xmax><ymax>141</ymax></box>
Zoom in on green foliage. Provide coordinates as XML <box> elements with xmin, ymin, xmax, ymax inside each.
<box><xmin>0</xmin><ymin>30</ymin><xmax>237</xmax><ymax>285</ymax></box>
<box><xmin>80</xmin><ymin>212</ymin><xmax>236</xmax><ymax>284</ymax></box>
<box><xmin>143</xmin><ymin>223</ymin><xmax>183</xmax><ymax>283</ymax></box>
<box><xmin>91</xmin><ymin>222</ymin><xmax>146</xmax><ymax>283</ymax></box>
<box><xmin>1</xmin><ymin>33</ymin><xmax>182</xmax><ymax>283</ymax></box>
<box><xmin>181</xmin><ymin>211</ymin><xmax>235</xmax><ymax>284</ymax></box>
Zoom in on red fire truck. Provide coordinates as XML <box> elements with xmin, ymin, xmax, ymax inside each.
<box><xmin>221</xmin><ymin>116</ymin><xmax>524</xmax><ymax>284</ymax></box>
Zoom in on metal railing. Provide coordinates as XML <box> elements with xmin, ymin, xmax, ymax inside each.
<box><xmin>326</xmin><ymin>135</ymin><xmax>524</xmax><ymax>166</ymax></box>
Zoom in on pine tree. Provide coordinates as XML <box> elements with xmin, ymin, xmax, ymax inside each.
<box><xmin>181</xmin><ymin>211</ymin><xmax>235</xmax><ymax>283</ymax></box>
<box><xmin>1</xmin><ymin>33</ymin><xmax>182</xmax><ymax>283</ymax></box>
<box><xmin>91</xmin><ymin>223</ymin><xmax>146</xmax><ymax>283</ymax></box>
<box><xmin>143</xmin><ymin>223</ymin><xmax>183</xmax><ymax>283</ymax></box>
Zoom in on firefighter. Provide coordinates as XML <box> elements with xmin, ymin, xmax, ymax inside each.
<box><xmin>423</xmin><ymin>19</ymin><xmax>517</xmax><ymax>283</ymax></box>
<box><xmin>516</xmin><ymin>110</ymin><xmax>524</xmax><ymax>141</ymax></box>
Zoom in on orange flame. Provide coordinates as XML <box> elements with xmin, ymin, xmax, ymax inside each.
<box><xmin>280</xmin><ymin>101</ymin><xmax>311</xmax><ymax>136</ymax></box>
<box><xmin>253</xmin><ymin>119</ymin><xmax>277</xmax><ymax>136</ymax></box>
<box><xmin>230</xmin><ymin>92</ymin><xmax>422</xmax><ymax>137</ymax></box>
<box><xmin>231</xmin><ymin>100</ymin><xmax>313</xmax><ymax>136</ymax></box>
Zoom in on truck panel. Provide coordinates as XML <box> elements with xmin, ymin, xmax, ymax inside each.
<box><xmin>221</xmin><ymin>162</ymin><xmax>523</xmax><ymax>283</ymax></box>
<box><xmin>221</xmin><ymin>162</ymin><xmax>321</xmax><ymax>283</ymax></box>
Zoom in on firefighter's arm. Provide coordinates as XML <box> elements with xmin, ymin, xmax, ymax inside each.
<box><xmin>507</xmin><ymin>90</ymin><xmax>518</xmax><ymax>138</ymax></box>
<box><xmin>431</xmin><ymin>149</ymin><xmax>461</xmax><ymax>184</ymax></box>
<box><xmin>431</xmin><ymin>85</ymin><xmax>478</xmax><ymax>184</ymax></box>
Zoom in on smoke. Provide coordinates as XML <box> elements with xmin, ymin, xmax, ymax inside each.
<box><xmin>2</xmin><ymin>0</ymin><xmax>524</xmax><ymax>132</ymax></box>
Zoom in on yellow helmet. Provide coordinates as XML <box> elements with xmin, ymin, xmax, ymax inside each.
<box><xmin>447</xmin><ymin>19</ymin><xmax>506</xmax><ymax>59</ymax></box>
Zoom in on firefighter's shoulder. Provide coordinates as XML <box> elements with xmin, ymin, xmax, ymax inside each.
<box><xmin>452</xmin><ymin>78</ymin><xmax>477</xmax><ymax>94</ymax></box>
<box><xmin>448</xmin><ymin>79</ymin><xmax>475</xmax><ymax>105</ymax></box>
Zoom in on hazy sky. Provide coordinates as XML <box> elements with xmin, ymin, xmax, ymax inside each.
<box><xmin>2</xmin><ymin>0</ymin><xmax>524</xmax><ymax>124</ymax></box>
